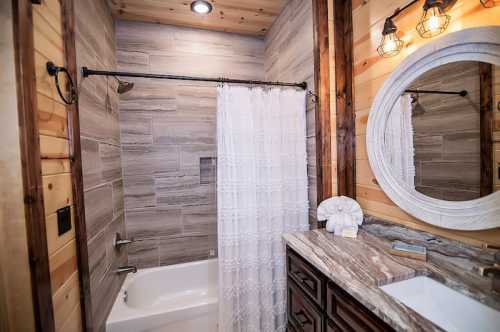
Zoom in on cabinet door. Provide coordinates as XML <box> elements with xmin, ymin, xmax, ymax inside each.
<box><xmin>288</xmin><ymin>279</ymin><xmax>324</xmax><ymax>332</ymax></box>
<box><xmin>326</xmin><ymin>281</ymin><xmax>393</xmax><ymax>332</ymax></box>
<box><xmin>287</xmin><ymin>247</ymin><xmax>326</xmax><ymax>306</ymax></box>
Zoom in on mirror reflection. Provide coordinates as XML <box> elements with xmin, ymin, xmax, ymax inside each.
<box><xmin>384</xmin><ymin>61</ymin><xmax>499</xmax><ymax>201</ymax></box>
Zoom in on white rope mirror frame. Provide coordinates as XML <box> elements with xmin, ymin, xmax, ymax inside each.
<box><xmin>367</xmin><ymin>27</ymin><xmax>500</xmax><ymax>231</ymax></box>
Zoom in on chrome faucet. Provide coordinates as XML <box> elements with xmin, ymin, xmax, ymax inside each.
<box><xmin>479</xmin><ymin>252</ymin><xmax>500</xmax><ymax>293</ymax></box>
<box><xmin>115</xmin><ymin>266</ymin><xmax>138</xmax><ymax>274</ymax></box>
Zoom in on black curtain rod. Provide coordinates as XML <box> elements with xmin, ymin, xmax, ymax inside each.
<box><xmin>404</xmin><ymin>89</ymin><xmax>468</xmax><ymax>97</ymax></box>
<box><xmin>81</xmin><ymin>67</ymin><xmax>308</xmax><ymax>90</ymax></box>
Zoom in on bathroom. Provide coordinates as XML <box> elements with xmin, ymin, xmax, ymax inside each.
<box><xmin>1</xmin><ymin>0</ymin><xmax>500</xmax><ymax>331</ymax></box>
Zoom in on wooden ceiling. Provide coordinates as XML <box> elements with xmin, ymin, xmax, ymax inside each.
<box><xmin>107</xmin><ymin>0</ymin><xmax>288</xmax><ymax>36</ymax></box>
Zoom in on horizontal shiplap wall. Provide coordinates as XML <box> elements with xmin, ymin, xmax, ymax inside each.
<box><xmin>32</xmin><ymin>0</ymin><xmax>82</xmax><ymax>330</ymax></box>
<box><xmin>351</xmin><ymin>0</ymin><xmax>500</xmax><ymax>246</ymax></box>
<box><xmin>264</xmin><ymin>0</ymin><xmax>318</xmax><ymax>227</ymax></box>
<box><xmin>115</xmin><ymin>21</ymin><xmax>265</xmax><ymax>268</ymax></box>
<box><xmin>75</xmin><ymin>0</ymin><xmax>126</xmax><ymax>330</ymax></box>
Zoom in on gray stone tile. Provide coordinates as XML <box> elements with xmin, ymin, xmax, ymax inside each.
<box><xmin>159</xmin><ymin>234</ymin><xmax>217</xmax><ymax>266</ymax></box>
<box><xmin>127</xmin><ymin>238</ymin><xmax>159</xmax><ymax>269</ymax></box>
<box><xmin>119</xmin><ymin>111</ymin><xmax>153</xmax><ymax>144</ymax></box>
<box><xmin>99</xmin><ymin>143</ymin><xmax>122</xmax><ymax>182</ymax></box>
<box><xmin>125</xmin><ymin>207</ymin><xmax>182</xmax><ymax>239</ymax></box>
<box><xmin>84</xmin><ymin>184</ymin><xmax>113</xmax><ymax>240</ymax></box>
<box><xmin>180</xmin><ymin>145</ymin><xmax>216</xmax><ymax>169</ymax></box>
<box><xmin>123</xmin><ymin>175</ymin><xmax>155</xmax><ymax>209</ymax></box>
<box><xmin>81</xmin><ymin>138</ymin><xmax>101</xmax><ymax>189</ymax></box>
<box><xmin>112</xmin><ymin>180</ymin><xmax>124</xmax><ymax>217</ymax></box>
<box><xmin>87</xmin><ymin>229</ymin><xmax>107</xmax><ymax>291</ymax></box>
<box><xmin>182</xmin><ymin>204</ymin><xmax>217</xmax><ymax>236</ymax></box>
<box><xmin>122</xmin><ymin>144</ymin><xmax>180</xmax><ymax>176</ymax></box>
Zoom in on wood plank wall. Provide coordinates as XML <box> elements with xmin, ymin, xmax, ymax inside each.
<box><xmin>342</xmin><ymin>0</ymin><xmax>500</xmax><ymax>247</ymax></box>
<box><xmin>32</xmin><ymin>0</ymin><xmax>82</xmax><ymax>330</ymax></box>
<box><xmin>410</xmin><ymin>61</ymin><xmax>482</xmax><ymax>201</ymax></box>
<box><xmin>1</xmin><ymin>0</ymin><xmax>37</xmax><ymax>330</ymax></box>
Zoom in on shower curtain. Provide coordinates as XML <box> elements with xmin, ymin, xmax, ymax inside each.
<box><xmin>383</xmin><ymin>94</ymin><xmax>415</xmax><ymax>189</ymax></box>
<box><xmin>217</xmin><ymin>85</ymin><xmax>309</xmax><ymax>332</ymax></box>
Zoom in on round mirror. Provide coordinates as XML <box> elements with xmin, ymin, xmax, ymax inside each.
<box><xmin>384</xmin><ymin>60</ymin><xmax>494</xmax><ymax>202</ymax></box>
<box><xmin>367</xmin><ymin>27</ymin><xmax>500</xmax><ymax>230</ymax></box>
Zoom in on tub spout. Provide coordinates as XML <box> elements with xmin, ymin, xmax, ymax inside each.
<box><xmin>115</xmin><ymin>266</ymin><xmax>137</xmax><ymax>274</ymax></box>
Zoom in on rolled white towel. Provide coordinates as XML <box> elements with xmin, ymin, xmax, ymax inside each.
<box><xmin>317</xmin><ymin>196</ymin><xmax>363</xmax><ymax>237</ymax></box>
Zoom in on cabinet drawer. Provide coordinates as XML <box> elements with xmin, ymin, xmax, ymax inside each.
<box><xmin>326</xmin><ymin>282</ymin><xmax>393</xmax><ymax>332</ymax></box>
<box><xmin>287</xmin><ymin>247</ymin><xmax>325</xmax><ymax>306</ymax></box>
<box><xmin>288</xmin><ymin>279</ymin><xmax>324</xmax><ymax>332</ymax></box>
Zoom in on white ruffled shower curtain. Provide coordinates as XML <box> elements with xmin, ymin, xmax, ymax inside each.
<box><xmin>217</xmin><ymin>85</ymin><xmax>309</xmax><ymax>332</ymax></box>
<box><xmin>383</xmin><ymin>94</ymin><xmax>415</xmax><ymax>189</ymax></box>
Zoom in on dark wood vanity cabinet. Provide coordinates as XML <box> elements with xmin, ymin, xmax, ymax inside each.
<box><xmin>286</xmin><ymin>246</ymin><xmax>394</xmax><ymax>332</ymax></box>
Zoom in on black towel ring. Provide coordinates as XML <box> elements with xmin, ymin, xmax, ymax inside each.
<box><xmin>46</xmin><ymin>61</ymin><xmax>77</xmax><ymax>105</ymax></box>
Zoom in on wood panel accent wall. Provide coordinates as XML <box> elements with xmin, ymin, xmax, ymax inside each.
<box><xmin>1</xmin><ymin>0</ymin><xmax>37</xmax><ymax>330</ymax></box>
<box><xmin>349</xmin><ymin>0</ymin><xmax>500</xmax><ymax>247</ymax></box>
<box><xmin>332</xmin><ymin>0</ymin><xmax>355</xmax><ymax>199</ymax></box>
<box><xmin>74</xmin><ymin>0</ymin><xmax>127</xmax><ymax>330</ymax></box>
<box><xmin>311</xmin><ymin>0</ymin><xmax>332</xmax><ymax>208</ymax></box>
<box><xmin>410</xmin><ymin>61</ymin><xmax>482</xmax><ymax>201</ymax></box>
<box><xmin>32</xmin><ymin>0</ymin><xmax>82</xmax><ymax>330</ymax></box>
<box><xmin>265</xmin><ymin>0</ymin><xmax>319</xmax><ymax>226</ymax></box>
<box><xmin>108</xmin><ymin>0</ymin><xmax>287</xmax><ymax>37</ymax></box>
<box><xmin>116</xmin><ymin>21</ymin><xmax>264</xmax><ymax>267</ymax></box>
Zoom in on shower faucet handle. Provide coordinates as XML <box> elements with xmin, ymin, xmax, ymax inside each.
<box><xmin>114</xmin><ymin>233</ymin><xmax>134</xmax><ymax>249</ymax></box>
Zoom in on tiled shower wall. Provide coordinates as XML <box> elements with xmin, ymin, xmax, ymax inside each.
<box><xmin>115</xmin><ymin>21</ymin><xmax>265</xmax><ymax>268</ymax></box>
<box><xmin>75</xmin><ymin>0</ymin><xmax>126</xmax><ymax>330</ymax></box>
<box><xmin>264</xmin><ymin>0</ymin><xmax>318</xmax><ymax>226</ymax></box>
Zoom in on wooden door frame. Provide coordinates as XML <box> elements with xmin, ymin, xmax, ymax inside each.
<box><xmin>312</xmin><ymin>0</ymin><xmax>332</xmax><ymax>204</ymax></box>
<box><xmin>60</xmin><ymin>0</ymin><xmax>92</xmax><ymax>330</ymax></box>
<box><xmin>13</xmin><ymin>0</ymin><xmax>54</xmax><ymax>330</ymax></box>
<box><xmin>13</xmin><ymin>0</ymin><xmax>91</xmax><ymax>330</ymax></box>
<box><xmin>312</xmin><ymin>0</ymin><xmax>356</xmax><ymax>203</ymax></box>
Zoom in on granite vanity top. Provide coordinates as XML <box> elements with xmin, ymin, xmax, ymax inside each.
<box><xmin>283</xmin><ymin>217</ymin><xmax>500</xmax><ymax>332</ymax></box>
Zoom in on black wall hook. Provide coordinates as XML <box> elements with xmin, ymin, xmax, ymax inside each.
<box><xmin>46</xmin><ymin>61</ymin><xmax>77</xmax><ymax>105</ymax></box>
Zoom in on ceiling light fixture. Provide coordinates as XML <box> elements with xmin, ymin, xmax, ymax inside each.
<box><xmin>191</xmin><ymin>0</ymin><xmax>213</xmax><ymax>14</ymax></box>
<box><xmin>416</xmin><ymin>0</ymin><xmax>450</xmax><ymax>38</ymax></box>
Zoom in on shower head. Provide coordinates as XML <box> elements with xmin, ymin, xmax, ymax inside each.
<box><xmin>116</xmin><ymin>78</ymin><xmax>134</xmax><ymax>94</ymax></box>
<box><xmin>410</xmin><ymin>94</ymin><xmax>426</xmax><ymax>116</ymax></box>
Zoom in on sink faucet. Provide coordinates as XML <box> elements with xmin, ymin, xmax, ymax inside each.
<box><xmin>479</xmin><ymin>252</ymin><xmax>500</xmax><ymax>293</ymax></box>
<box><xmin>115</xmin><ymin>266</ymin><xmax>137</xmax><ymax>274</ymax></box>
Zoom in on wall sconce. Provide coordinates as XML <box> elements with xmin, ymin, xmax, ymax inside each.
<box><xmin>378</xmin><ymin>0</ymin><xmax>456</xmax><ymax>58</ymax></box>
<box><xmin>377</xmin><ymin>18</ymin><xmax>404</xmax><ymax>57</ymax></box>
<box><xmin>480</xmin><ymin>0</ymin><xmax>496</xmax><ymax>8</ymax></box>
<box><xmin>416</xmin><ymin>0</ymin><xmax>451</xmax><ymax>38</ymax></box>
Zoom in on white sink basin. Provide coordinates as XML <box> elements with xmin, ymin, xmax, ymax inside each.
<box><xmin>380</xmin><ymin>276</ymin><xmax>500</xmax><ymax>332</ymax></box>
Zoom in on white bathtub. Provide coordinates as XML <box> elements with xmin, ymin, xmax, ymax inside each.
<box><xmin>106</xmin><ymin>259</ymin><xmax>218</xmax><ymax>332</ymax></box>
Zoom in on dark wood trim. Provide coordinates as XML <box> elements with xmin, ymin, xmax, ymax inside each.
<box><xmin>479</xmin><ymin>62</ymin><xmax>493</xmax><ymax>197</ymax></box>
<box><xmin>60</xmin><ymin>0</ymin><xmax>92</xmax><ymax>330</ymax></box>
<box><xmin>12</xmin><ymin>0</ymin><xmax>55</xmax><ymax>331</ymax></box>
<box><xmin>312</xmin><ymin>0</ymin><xmax>332</xmax><ymax>204</ymax></box>
<box><xmin>333</xmin><ymin>0</ymin><xmax>356</xmax><ymax>199</ymax></box>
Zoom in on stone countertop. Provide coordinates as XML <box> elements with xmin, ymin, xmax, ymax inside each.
<box><xmin>282</xmin><ymin>217</ymin><xmax>500</xmax><ymax>332</ymax></box>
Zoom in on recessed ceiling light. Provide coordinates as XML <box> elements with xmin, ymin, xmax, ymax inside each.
<box><xmin>191</xmin><ymin>0</ymin><xmax>213</xmax><ymax>14</ymax></box>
